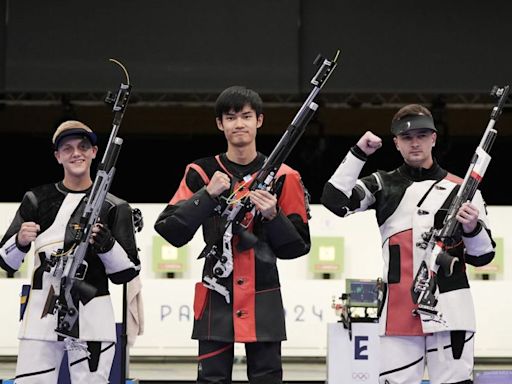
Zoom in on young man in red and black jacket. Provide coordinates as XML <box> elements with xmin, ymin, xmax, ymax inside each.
<box><xmin>155</xmin><ymin>85</ymin><xmax>311</xmax><ymax>384</ymax></box>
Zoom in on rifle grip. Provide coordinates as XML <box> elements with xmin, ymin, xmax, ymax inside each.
<box><xmin>436</xmin><ymin>251</ymin><xmax>458</xmax><ymax>277</ymax></box>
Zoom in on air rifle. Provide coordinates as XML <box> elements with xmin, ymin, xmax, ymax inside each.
<box><xmin>201</xmin><ymin>50</ymin><xmax>340</xmax><ymax>303</ymax></box>
<box><xmin>49</xmin><ymin>59</ymin><xmax>132</xmax><ymax>339</ymax></box>
<box><xmin>411</xmin><ymin>85</ymin><xmax>509</xmax><ymax>317</ymax></box>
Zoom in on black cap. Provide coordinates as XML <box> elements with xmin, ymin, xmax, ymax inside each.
<box><xmin>390</xmin><ymin>114</ymin><xmax>437</xmax><ymax>136</ymax></box>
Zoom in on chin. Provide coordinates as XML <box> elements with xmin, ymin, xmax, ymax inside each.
<box><xmin>68</xmin><ymin>167</ymin><xmax>87</xmax><ymax>176</ymax></box>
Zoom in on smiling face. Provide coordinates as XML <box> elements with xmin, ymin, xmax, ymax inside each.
<box><xmin>393</xmin><ymin>128</ymin><xmax>436</xmax><ymax>168</ymax></box>
<box><xmin>54</xmin><ymin>136</ymin><xmax>98</xmax><ymax>183</ymax></box>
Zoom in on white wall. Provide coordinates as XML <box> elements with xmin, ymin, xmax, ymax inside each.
<box><xmin>0</xmin><ymin>203</ymin><xmax>510</xmax><ymax>357</ymax></box>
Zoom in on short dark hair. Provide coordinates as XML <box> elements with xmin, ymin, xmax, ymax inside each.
<box><xmin>214</xmin><ymin>86</ymin><xmax>263</xmax><ymax>119</ymax></box>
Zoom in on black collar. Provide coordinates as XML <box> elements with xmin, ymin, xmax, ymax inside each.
<box><xmin>56</xmin><ymin>181</ymin><xmax>93</xmax><ymax>194</ymax></box>
<box><xmin>397</xmin><ymin>160</ymin><xmax>447</xmax><ymax>182</ymax></box>
<box><xmin>219</xmin><ymin>152</ymin><xmax>266</xmax><ymax>180</ymax></box>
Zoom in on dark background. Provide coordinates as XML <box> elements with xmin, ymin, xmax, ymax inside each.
<box><xmin>1</xmin><ymin>0</ymin><xmax>511</xmax><ymax>205</ymax></box>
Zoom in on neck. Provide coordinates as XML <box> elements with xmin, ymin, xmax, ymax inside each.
<box><xmin>226</xmin><ymin>144</ymin><xmax>257</xmax><ymax>165</ymax></box>
<box><xmin>62</xmin><ymin>175</ymin><xmax>93</xmax><ymax>191</ymax></box>
<box><xmin>400</xmin><ymin>157</ymin><xmax>445</xmax><ymax>182</ymax></box>
<box><xmin>406</xmin><ymin>157</ymin><xmax>434</xmax><ymax>169</ymax></box>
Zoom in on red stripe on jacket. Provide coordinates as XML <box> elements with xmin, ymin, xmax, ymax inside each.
<box><xmin>386</xmin><ymin>229</ymin><xmax>424</xmax><ymax>336</ymax></box>
<box><xmin>230</xmin><ymin>177</ymin><xmax>257</xmax><ymax>342</ymax></box>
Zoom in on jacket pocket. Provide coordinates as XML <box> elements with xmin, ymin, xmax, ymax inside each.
<box><xmin>388</xmin><ymin>244</ymin><xmax>401</xmax><ymax>283</ymax></box>
<box><xmin>193</xmin><ymin>282</ymin><xmax>209</xmax><ymax>320</ymax></box>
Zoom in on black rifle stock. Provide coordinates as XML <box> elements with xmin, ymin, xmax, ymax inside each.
<box><xmin>51</xmin><ymin>60</ymin><xmax>132</xmax><ymax>338</ymax></box>
<box><xmin>412</xmin><ymin>85</ymin><xmax>509</xmax><ymax>311</ymax></box>
<box><xmin>201</xmin><ymin>51</ymin><xmax>340</xmax><ymax>303</ymax></box>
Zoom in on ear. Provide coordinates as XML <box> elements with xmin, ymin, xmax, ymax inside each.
<box><xmin>432</xmin><ymin>132</ymin><xmax>437</xmax><ymax>147</ymax></box>
<box><xmin>54</xmin><ymin>150</ymin><xmax>61</xmax><ymax>164</ymax></box>
<box><xmin>256</xmin><ymin>113</ymin><xmax>264</xmax><ymax>129</ymax></box>
<box><xmin>393</xmin><ymin>136</ymin><xmax>400</xmax><ymax>150</ymax></box>
<box><xmin>216</xmin><ymin>117</ymin><xmax>224</xmax><ymax>132</ymax></box>
<box><xmin>91</xmin><ymin>145</ymin><xmax>98</xmax><ymax>159</ymax></box>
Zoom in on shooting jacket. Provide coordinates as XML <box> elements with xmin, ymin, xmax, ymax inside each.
<box><xmin>0</xmin><ymin>182</ymin><xmax>140</xmax><ymax>342</ymax></box>
<box><xmin>321</xmin><ymin>147</ymin><xmax>495</xmax><ymax>335</ymax></box>
<box><xmin>154</xmin><ymin>153</ymin><xmax>311</xmax><ymax>342</ymax></box>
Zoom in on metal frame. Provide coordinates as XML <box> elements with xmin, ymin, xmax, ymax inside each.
<box><xmin>0</xmin><ymin>91</ymin><xmax>507</xmax><ymax>109</ymax></box>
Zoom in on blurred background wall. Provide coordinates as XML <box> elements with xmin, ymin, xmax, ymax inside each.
<box><xmin>1</xmin><ymin>0</ymin><xmax>511</xmax><ymax>205</ymax></box>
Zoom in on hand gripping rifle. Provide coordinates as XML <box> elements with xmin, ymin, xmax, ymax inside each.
<box><xmin>201</xmin><ymin>50</ymin><xmax>340</xmax><ymax>303</ymax></box>
<box><xmin>411</xmin><ymin>85</ymin><xmax>509</xmax><ymax>318</ymax></box>
<box><xmin>50</xmin><ymin>59</ymin><xmax>132</xmax><ymax>339</ymax></box>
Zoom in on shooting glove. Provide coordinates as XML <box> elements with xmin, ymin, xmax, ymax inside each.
<box><xmin>91</xmin><ymin>223</ymin><xmax>116</xmax><ymax>254</ymax></box>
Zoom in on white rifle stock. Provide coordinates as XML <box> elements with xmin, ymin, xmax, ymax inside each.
<box><xmin>411</xmin><ymin>85</ymin><xmax>509</xmax><ymax>319</ymax></box>
<box><xmin>51</xmin><ymin>60</ymin><xmax>132</xmax><ymax>339</ymax></box>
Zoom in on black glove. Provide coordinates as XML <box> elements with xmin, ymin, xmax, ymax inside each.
<box><xmin>91</xmin><ymin>223</ymin><xmax>116</xmax><ymax>254</ymax></box>
<box><xmin>132</xmin><ymin>208</ymin><xmax>144</xmax><ymax>233</ymax></box>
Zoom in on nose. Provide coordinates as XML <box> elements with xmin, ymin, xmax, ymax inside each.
<box><xmin>71</xmin><ymin>146</ymin><xmax>83</xmax><ymax>157</ymax></box>
<box><xmin>234</xmin><ymin>116</ymin><xmax>245</xmax><ymax>128</ymax></box>
<box><xmin>411</xmin><ymin>137</ymin><xmax>421</xmax><ymax>146</ymax></box>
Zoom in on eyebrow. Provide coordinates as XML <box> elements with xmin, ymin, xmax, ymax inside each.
<box><xmin>225</xmin><ymin>110</ymin><xmax>254</xmax><ymax>116</ymax></box>
<box><xmin>59</xmin><ymin>139</ymin><xmax>91</xmax><ymax>148</ymax></box>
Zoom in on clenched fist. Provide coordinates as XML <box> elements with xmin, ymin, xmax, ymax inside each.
<box><xmin>356</xmin><ymin>131</ymin><xmax>383</xmax><ymax>156</ymax></box>
<box><xmin>206</xmin><ymin>171</ymin><xmax>231</xmax><ymax>198</ymax></box>
<box><xmin>17</xmin><ymin>222</ymin><xmax>40</xmax><ymax>248</ymax></box>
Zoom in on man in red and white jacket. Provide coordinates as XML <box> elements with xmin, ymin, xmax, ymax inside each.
<box><xmin>321</xmin><ymin>104</ymin><xmax>495</xmax><ymax>384</ymax></box>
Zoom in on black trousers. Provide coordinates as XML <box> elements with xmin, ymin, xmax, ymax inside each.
<box><xmin>196</xmin><ymin>340</ymin><xmax>283</xmax><ymax>384</ymax></box>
